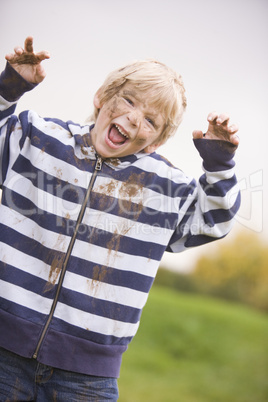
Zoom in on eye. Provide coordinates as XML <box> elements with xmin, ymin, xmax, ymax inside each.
<box><xmin>124</xmin><ymin>97</ymin><xmax>134</xmax><ymax>106</ymax></box>
<box><xmin>145</xmin><ymin>117</ymin><xmax>155</xmax><ymax>127</ymax></box>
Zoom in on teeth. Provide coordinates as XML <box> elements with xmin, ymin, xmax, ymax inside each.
<box><xmin>115</xmin><ymin>124</ymin><xmax>128</xmax><ymax>138</ymax></box>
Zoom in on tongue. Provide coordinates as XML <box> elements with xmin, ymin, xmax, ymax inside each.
<box><xmin>109</xmin><ymin>126</ymin><xmax>126</xmax><ymax>145</ymax></box>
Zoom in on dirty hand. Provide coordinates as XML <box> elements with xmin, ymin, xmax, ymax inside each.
<box><xmin>5</xmin><ymin>36</ymin><xmax>50</xmax><ymax>84</ymax></box>
<box><xmin>192</xmin><ymin>112</ymin><xmax>239</xmax><ymax>147</ymax></box>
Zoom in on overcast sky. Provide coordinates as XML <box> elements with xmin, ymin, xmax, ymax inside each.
<box><xmin>1</xmin><ymin>0</ymin><xmax>267</xmax><ymax>270</ymax></box>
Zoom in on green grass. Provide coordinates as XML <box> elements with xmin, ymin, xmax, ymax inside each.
<box><xmin>118</xmin><ymin>286</ymin><xmax>268</xmax><ymax>402</ymax></box>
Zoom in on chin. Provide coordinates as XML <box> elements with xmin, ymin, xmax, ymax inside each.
<box><xmin>95</xmin><ymin>148</ymin><xmax>117</xmax><ymax>159</ymax></box>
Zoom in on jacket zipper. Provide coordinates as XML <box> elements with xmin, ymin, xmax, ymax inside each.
<box><xmin>33</xmin><ymin>156</ymin><xmax>103</xmax><ymax>359</ymax></box>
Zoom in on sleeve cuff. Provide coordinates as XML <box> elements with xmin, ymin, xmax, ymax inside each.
<box><xmin>193</xmin><ymin>138</ymin><xmax>237</xmax><ymax>172</ymax></box>
<box><xmin>0</xmin><ymin>62</ymin><xmax>38</xmax><ymax>102</ymax></box>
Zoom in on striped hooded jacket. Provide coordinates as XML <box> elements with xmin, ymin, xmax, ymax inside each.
<box><xmin>0</xmin><ymin>63</ymin><xmax>240</xmax><ymax>378</ymax></box>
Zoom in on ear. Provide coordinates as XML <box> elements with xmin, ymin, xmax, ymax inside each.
<box><xmin>93</xmin><ymin>89</ymin><xmax>102</xmax><ymax>109</ymax></box>
<box><xmin>143</xmin><ymin>142</ymin><xmax>163</xmax><ymax>154</ymax></box>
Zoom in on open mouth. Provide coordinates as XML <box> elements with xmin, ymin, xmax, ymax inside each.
<box><xmin>107</xmin><ymin>124</ymin><xmax>129</xmax><ymax>148</ymax></box>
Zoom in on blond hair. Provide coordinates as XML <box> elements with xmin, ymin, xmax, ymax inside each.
<box><xmin>91</xmin><ymin>60</ymin><xmax>187</xmax><ymax>144</ymax></box>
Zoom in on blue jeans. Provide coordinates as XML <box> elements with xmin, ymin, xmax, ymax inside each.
<box><xmin>0</xmin><ymin>347</ymin><xmax>119</xmax><ymax>401</ymax></box>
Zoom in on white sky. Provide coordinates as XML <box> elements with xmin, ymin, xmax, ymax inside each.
<box><xmin>1</xmin><ymin>0</ymin><xmax>267</xmax><ymax>271</ymax></box>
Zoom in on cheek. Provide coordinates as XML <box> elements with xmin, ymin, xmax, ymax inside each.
<box><xmin>135</xmin><ymin>130</ymin><xmax>161</xmax><ymax>148</ymax></box>
<box><xmin>104</xmin><ymin>96</ymin><xmax>128</xmax><ymax>119</ymax></box>
<box><xmin>135</xmin><ymin>137</ymin><xmax>147</xmax><ymax>146</ymax></box>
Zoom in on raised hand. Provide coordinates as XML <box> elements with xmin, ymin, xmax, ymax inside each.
<box><xmin>5</xmin><ymin>36</ymin><xmax>50</xmax><ymax>84</ymax></box>
<box><xmin>192</xmin><ymin>112</ymin><xmax>239</xmax><ymax>147</ymax></box>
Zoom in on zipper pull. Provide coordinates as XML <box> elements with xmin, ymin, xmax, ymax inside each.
<box><xmin>95</xmin><ymin>156</ymin><xmax>103</xmax><ymax>171</ymax></box>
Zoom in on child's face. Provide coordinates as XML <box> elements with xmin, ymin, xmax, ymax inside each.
<box><xmin>91</xmin><ymin>83</ymin><xmax>165</xmax><ymax>158</ymax></box>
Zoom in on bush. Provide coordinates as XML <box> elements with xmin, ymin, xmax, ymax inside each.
<box><xmin>192</xmin><ymin>231</ymin><xmax>268</xmax><ymax>312</ymax></box>
<box><xmin>156</xmin><ymin>231</ymin><xmax>268</xmax><ymax>313</ymax></box>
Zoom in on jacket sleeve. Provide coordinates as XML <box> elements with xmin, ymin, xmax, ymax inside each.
<box><xmin>0</xmin><ymin>62</ymin><xmax>37</xmax><ymax>185</ymax></box>
<box><xmin>166</xmin><ymin>138</ymin><xmax>241</xmax><ymax>252</ymax></box>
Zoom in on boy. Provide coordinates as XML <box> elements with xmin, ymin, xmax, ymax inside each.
<box><xmin>0</xmin><ymin>37</ymin><xmax>240</xmax><ymax>401</ymax></box>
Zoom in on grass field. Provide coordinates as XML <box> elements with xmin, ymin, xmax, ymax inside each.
<box><xmin>118</xmin><ymin>286</ymin><xmax>268</xmax><ymax>402</ymax></box>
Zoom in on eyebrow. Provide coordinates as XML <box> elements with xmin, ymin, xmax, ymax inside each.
<box><xmin>122</xmin><ymin>89</ymin><xmax>139</xmax><ymax>99</ymax></box>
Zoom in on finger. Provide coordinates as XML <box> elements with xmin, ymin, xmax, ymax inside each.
<box><xmin>25</xmin><ymin>36</ymin><xmax>34</xmax><ymax>53</ymax></box>
<box><xmin>36</xmin><ymin>50</ymin><xmax>50</xmax><ymax>61</ymax></box>
<box><xmin>229</xmin><ymin>133</ymin><xmax>240</xmax><ymax>146</ymax></box>
<box><xmin>192</xmin><ymin>129</ymin><xmax>203</xmax><ymax>139</ymax></box>
<box><xmin>216</xmin><ymin>113</ymin><xmax>230</xmax><ymax>126</ymax></box>
<box><xmin>14</xmin><ymin>46</ymin><xmax>24</xmax><ymax>56</ymax></box>
<box><xmin>5</xmin><ymin>51</ymin><xmax>22</xmax><ymax>64</ymax></box>
<box><xmin>5</xmin><ymin>53</ymin><xmax>15</xmax><ymax>61</ymax></box>
<box><xmin>207</xmin><ymin>111</ymin><xmax>218</xmax><ymax>124</ymax></box>
<box><xmin>228</xmin><ymin>124</ymin><xmax>239</xmax><ymax>134</ymax></box>
<box><xmin>35</xmin><ymin>64</ymin><xmax>47</xmax><ymax>83</ymax></box>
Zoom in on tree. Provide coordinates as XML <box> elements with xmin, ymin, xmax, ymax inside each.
<box><xmin>192</xmin><ymin>230</ymin><xmax>268</xmax><ymax>311</ymax></box>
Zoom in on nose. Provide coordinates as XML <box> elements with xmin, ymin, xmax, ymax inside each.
<box><xmin>127</xmin><ymin>110</ymin><xmax>140</xmax><ymax>127</ymax></box>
